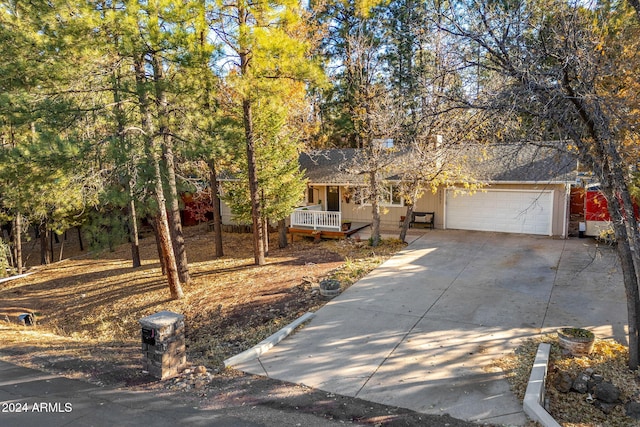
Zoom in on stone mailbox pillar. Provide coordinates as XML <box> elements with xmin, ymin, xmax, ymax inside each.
<box><xmin>139</xmin><ymin>311</ymin><xmax>186</xmax><ymax>380</ymax></box>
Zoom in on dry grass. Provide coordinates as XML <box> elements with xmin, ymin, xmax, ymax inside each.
<box><xmin>494</xmin><ymin>335</ymin><xmax>640</xmax><ymax>426</ymax></box>
<box><xmin>0</xmin><ymin>226</ymin><xmax>405</xmax><ymax>378</ymax></box>
<box><xmin>6</xmin><ymin>227</ymin><xmax>638</xmax><ymax>426</ymax></box>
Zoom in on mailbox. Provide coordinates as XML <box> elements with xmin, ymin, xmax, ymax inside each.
<box><xmin>141</xmin><ymin>328</ymin><xmax>156</xmax><ymax>346</ymax></box>
<box><xmin>139</xmin><ymin>311</ymin><xmax>186</xmax><ymax>379</ymax></box>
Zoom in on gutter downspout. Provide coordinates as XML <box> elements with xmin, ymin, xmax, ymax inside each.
<box><xmin>562</xmin><ymin>183</ymin><xmax>570</xmax><ymax>239</ymax></box>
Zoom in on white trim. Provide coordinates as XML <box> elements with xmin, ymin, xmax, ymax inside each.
<box><xmin>562</xmin><ymin>184</ymin><xmax>570</xmax><ymax>239</ymax></box>
<box><xmin>548</xmin><ymin>190</ymin><xmax>555</xmax><ymax>236</ymax></box>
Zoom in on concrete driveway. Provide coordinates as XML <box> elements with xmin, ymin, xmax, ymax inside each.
<box><xmin>235</xmin><ymin>230</ymin><xmax>627</xmax><ymax>425</ymax></box>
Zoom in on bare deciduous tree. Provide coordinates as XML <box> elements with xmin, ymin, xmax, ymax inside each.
<box><xmin>441</xmin><ymin>0</ymin><xmax>640</xmax><ymax>367</ymax></box>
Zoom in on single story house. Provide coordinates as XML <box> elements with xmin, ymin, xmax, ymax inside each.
<box><xmin>288</xmin><ymin>143</ymin><xmax>578</xmax><ymax>238</ymax></box>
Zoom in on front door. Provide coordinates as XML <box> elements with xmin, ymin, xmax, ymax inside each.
<box><xmin>327</xmin><ymin>186</ymin><xmax>340</xmax><ymax>212</ymax></box>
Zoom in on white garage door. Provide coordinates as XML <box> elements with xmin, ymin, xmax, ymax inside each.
<box><xmin>445</xmin><ymin>189</ymin><xmax>553</xmax><ymax>235</ymax></box>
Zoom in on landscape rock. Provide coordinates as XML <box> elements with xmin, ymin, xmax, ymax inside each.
<box><xmin>593</xmin><ymin>400</ymin><xmax>617</xmax><ymax>415</ymax></box>
<box><xmin>626</xmin><ymin>402</ymin><xmax>640</xmax><ymax>420</ymax></box>
<box><xmin>572</xmin><ymin>372</ymin><xmax>591</xmax><ymax>394</ymax></box>
<box><xmin>195</xmin><ymin>365</ymin><xmax>207</xmax><ymax>375</ymax></box>
<box><xmin>594</xmin><ymin>381</ymin><xmax>620</xmax><ymax>403</ymax></box>
<box><xmin>554</xmin><ymin>371</ymin><xmax>573</xmax><ymax>393</ymax></box>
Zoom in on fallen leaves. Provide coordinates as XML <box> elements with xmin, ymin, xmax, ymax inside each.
<box><xmin>0</xmin><ymin>227</ymin><xmax>404</xmax><ymax>380</ymax></box>
<box><xmin>495</xmin><ymin>334</ymin><xmax>640</xmax><ymax>426</ymax></box>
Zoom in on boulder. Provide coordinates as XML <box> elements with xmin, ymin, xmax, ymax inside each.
<box><xmin>553</xmin><ymin>371</ymin><xmax>573</xmax><ymax>393</ymax></box>
<box><xmin>594</xmin><ymin>381</ymin><xmax>620</xmax><ymax>404</ymax></box>
<box><xmin>572</xmin><ymin>372</ymin><xmax>591</xmax><ymax>394</ymax></box>
<box><xmin>626</xmin><ymin>402</ymin><xmax>640</xmax><ymax>420</ymax></box>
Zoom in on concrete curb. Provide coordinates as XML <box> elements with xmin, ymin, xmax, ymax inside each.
<box><xmin>523</xmin><ymin>343</ymin><xmax>561</xmax><ymax>427</ymax></box>
<box><xmin>224</xmin><ymin>312</ymin><xmax>315</xmax><ymax>368</ymax></box>
<box><xmin>0</xmin><ymin>272</ymin><xmax>34</xmax><ymax>285</ymax></box>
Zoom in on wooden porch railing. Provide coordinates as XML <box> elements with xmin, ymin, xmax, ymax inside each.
<box><xmin>291</xmin><ymin>207</ymin><xmax>341</xmax><ymax>230</ymax></box>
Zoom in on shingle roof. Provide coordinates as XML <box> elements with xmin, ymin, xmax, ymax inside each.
<box><xmin>298</xmin><ymin>149</ymin><xmax>360</xmax><ymax>184</ymax></box>
<box><xmin>459</xmin><ymin>143</ymin><xmax>577</xmax><ymax>183</ymax></box>
<box><xmin>299</xmin><ymin>143</ymin><xmax>577</xmax><ymax>185</ymax></box>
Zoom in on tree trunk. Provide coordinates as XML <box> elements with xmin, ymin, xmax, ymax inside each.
<box><xmin>399</xmin><ymin>203</ymin><xmax>415</xmax><ymax>243</ymax></box>
<box><xmin>58</xmin><ymin>237</ymin><xmax>64</xmax><ymax>261</ymax></box>
<box><xmin>589</xmin><ymin>130</ymin><xmax>640</xmax><ymax>368</ymax></box>
<box><xmin>243</xmin><ymin>97</ymin><xmax>266</xmax><ymax>265</ymax></box>
<box><xmin>208</xmin><ymin>159</ymin><xmax>224</xmax><ymax>258</ymax></box>
<box><xmin>595</xmin><ymin>130</ymin><xmax>640</xmax><ymax>369</ymax></box>
<box><xmin>604</xmin><ymin>185</ymin><xmax>640</xmax><ymax>369</ymax></box>
<box><xmin>113</xmin><ymin>57</ymin><xmax>140</xmax><ymax>269</ymax></box>
<box><xmin>163</xmin><ymin>143</ymin><xmax>190</xmax><ymax>284</ymax></box>
<box><xmin>262</xmin><ymin>216</ymin><xmax>269</xmax><ymax>257</ymax></box>
<box><xmin>278</xmin><ymin>219</ymin><xmax>288</xmax><ymax>249</ymax></box>
<box><xmin>615</xmin><ymin>181</ymin><xmax>640</xmax><ymax>367</ymax></box>
<box><xmin>128</xmin><ymin>181</ymin><xmax>141</xmax><ymax>268</ymax></box>
<box><xmin>150</xmin><ymin>160</ymin><xmax>183</xmax><ymax>299</ymax></box>
<box><xmin>135</xmin><ymin>54</ymin><xmax>183</xmax><ymax>300</ymax></box>
<box><xmin>77</xmin><ymin>226</ymin><xmax>84</xmax><ymax>251</ymax></box>
<box><xmin>239</xmin><ymin>4</ymin><xmax>265</xmax><ymax>266</ymax></box>
<box><xmin>149</xmin><ymin>216</ymin><xmax>166</xmax><ymax>275</ymax></box>
<box><xmin>152</xmin><ymin>54</ymin><xmax>190</xmax><ymax>285</ymax></box>
<box><xmin>39</xmin><ymin>221</ymin><xmax>51</xmax><ymax>265</ymax></box>
<box><xmin>13</xmin><ymin>213</ymin><xmax>22</xmax><ymax>274</ymax></box>
<box><xmin>605</xmin><ymin>173</ymin><xmax>640</xmax><ymax>369</ymax></box>
<box><xmin>556</xmin><ymin>58</ymin><xmax>640</xmax><ymax>368</ymax></box>
<box><xmin>369</xmin><ymin>171</ymin><xmax>382</xmax><ymax>247</ymax></box>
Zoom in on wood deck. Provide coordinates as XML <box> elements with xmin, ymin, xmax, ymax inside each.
<box><xmin>288</xmin><ymin>222</ymin><xmax>372</xmax><ymax>242</ymax></box>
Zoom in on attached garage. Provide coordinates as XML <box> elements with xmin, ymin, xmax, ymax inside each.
<box><xmin>445</xmin><ymin>189</ymin><xmax>554</xmax><ymax>235</ymax></box>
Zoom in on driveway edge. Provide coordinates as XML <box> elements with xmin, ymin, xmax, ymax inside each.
<box><xmin>224</xmin><ymin>312</ymin><xmax>315</xmax><ymax>368</ymax></box>
<box><xmin>523</xmin><ymin>343</ymin><xmax>561</xmax><ymax>427</ymax></box>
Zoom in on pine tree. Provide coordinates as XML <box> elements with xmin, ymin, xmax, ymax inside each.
<box><xmin>0</xmin><ymin>0</ymin><xmax>105</xmax><ymax>266</ymax></box>
<box><xmin>210</xmin><ymin>0</ymin><xmax>323</xmax><ymax>265</ymax></box>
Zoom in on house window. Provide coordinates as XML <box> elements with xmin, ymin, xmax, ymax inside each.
<box><xmin>353</xmin><ymin>187</ymin><xmax>367</xmax><ymax>205</ymax></box>
<box><xmin>308</xmin><ymin>186</ymin><xmax>314</xmax><ymax>204</ymax></box>
<box><xmin>382</xmin><ymin>184</ymin><xmax>403</xmax><ymax>206</ymax></box>
<box><xmin>354</xmin><ymin>185</ymin><xmax>403</xmax><ymax>206</ymax></box>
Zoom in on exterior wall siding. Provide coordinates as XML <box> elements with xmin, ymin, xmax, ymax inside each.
<box><xmin>220</xmin><ymin>182</ymin><xmax>569</xmax><ymax>237</ymax></box>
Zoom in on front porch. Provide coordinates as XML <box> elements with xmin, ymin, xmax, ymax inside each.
<box><xmin>288</xmin><ymin>222</ymin><xmax>372</xmax><ymax>242</ymax></box>
<box><xmin>289</xmin><ymin>205</ymin><xmax>371</xmax><ymax>241</ymax></box>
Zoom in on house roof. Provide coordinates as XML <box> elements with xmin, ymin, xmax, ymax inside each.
<box><xmin>299</xmin><ymin>149</ymin><xmax>367</xmax><ymax>185</ymax></box>
<box><xmin>460</xmin><ymin>143</ymin><xmax>578</xmax><ymax>183</ymax></box>
<box><xmin>299</xmin><ymin>143</ymin><xmax>577</xmax><ymax>185</ymax></box>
